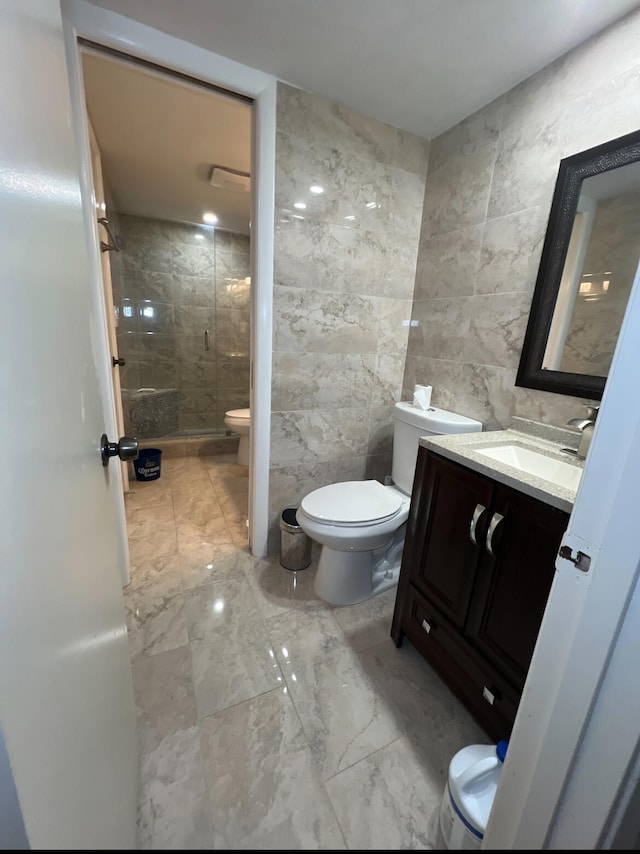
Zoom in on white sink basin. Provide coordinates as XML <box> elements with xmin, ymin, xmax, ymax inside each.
<box><xmin>475</xmin><ymin>444</ymin><xmax>582</xmax><ymax>492</ymax></box>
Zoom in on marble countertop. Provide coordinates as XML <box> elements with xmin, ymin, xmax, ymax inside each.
<box><xmin>419</xmin><ymin>416</ymin><xmax>583</xmax><ymax>513</ymax></box>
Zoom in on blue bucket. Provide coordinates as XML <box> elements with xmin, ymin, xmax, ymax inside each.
<box><xmin>134</xmin><ymin>447</ymin><xmax>162</xmax><ymax>481</ymax></box>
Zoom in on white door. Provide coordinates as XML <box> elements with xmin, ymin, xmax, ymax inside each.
<box><xmin>88</xmin><ymin>120</ymin><xmax>131</xmax><ymax>493</ymax></box>
<box><xmin>0</xmin><ymin>0</ymin><xmax>137</xmax><ymax>848</ymax></box>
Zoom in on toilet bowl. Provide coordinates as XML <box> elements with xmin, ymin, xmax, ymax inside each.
<box><xmin>296</xmin><ymin>480</ymin><xmax>411</xmax><ymax>606</ymax></box>
<box><xmin>296</xmin><ymin>402</ymin><xmax>483</xmax><ymax>606</ymax></box>
<box><xmin>224</xmin><ymin>408</ymin><xmax>250</xmax><ymax>466</ymax></box>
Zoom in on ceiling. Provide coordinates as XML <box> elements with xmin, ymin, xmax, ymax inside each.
<box><xmin>91</xmin><ymin>0</ymin><xmax>640</xmax><ymax>140</ymax></box>
<box><xmin>82</xmin><ymin>49</ymin><xmax>251</xmax><ymax>232</ymax></box>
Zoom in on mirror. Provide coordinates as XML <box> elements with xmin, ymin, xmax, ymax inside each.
<box><xmin>516</xmin><ymin>128</ymin><xmax>640</xmax><ymax>400</ymax></box>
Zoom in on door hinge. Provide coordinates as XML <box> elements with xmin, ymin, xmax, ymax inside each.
<box><xmin>558</xmin><ymin>544</ymin><xmax>591</xmax><ymax>573</ymax></box>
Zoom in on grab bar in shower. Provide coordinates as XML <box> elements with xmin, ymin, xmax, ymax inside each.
<box><xmin>204</xmin><ymin>329</ymin><xmax>211</xmax><ymax>351</ymax></box>
<box><xmin>97</xmin><ymin>217</ymin><xmax>120</xmax><ymax>253</ymax></box>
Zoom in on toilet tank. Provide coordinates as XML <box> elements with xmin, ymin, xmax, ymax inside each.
<box><xmin>391</xmin><ymin>402</ymin><xmax>482</xmax><ymax>494</ymax></box>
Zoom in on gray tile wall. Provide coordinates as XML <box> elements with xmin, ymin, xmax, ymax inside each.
<box><xmin>114</xmin><ymin>215</ymin><xmax>250</xmax><ymax>435</ymax></box>
<box><xmin>269</xmin><ymin>83</ymin><xmax>429</xmax><ymax>549</ymax></box>
<box><xmin>403</xmin><ymin>8</ymin><xmax>640</xmax><ymax>430</ymax></box>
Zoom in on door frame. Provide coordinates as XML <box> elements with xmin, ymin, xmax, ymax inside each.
<box><xmin>61</xmin><ymin>0</ymin><xmax>276</xmax><ymax>557</ymax></box>
<box><xmin>87</xmin><ymin>118</ymin><xmax>130</xmax><ymax>496</ymax></box>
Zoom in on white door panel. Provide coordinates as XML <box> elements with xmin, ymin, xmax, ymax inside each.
<box><xmin>0</xmin><ymin>0</ymin><xmax>137</xmax><ymax>848</ymax></box>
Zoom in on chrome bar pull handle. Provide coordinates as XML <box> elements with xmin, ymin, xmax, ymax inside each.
<box><xmin>486</xmin><ymin>512</ymin><xmax>505</xmax><ymax>556</ymax></box>
<box><xmin>204</xmin><ymin>329</ymin><xmax>210</xmax><ymax>351</ymax></box>
<box><xmin>469</xmin><ymin>503</ymin><xmax>486</xmax><ymax>545</ymax></box>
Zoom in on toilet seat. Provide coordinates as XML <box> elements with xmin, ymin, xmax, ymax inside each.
<box><xmin>300</xmin><ymin>480</ymin><xmax>403</xmax><ymax>527</ymax></box>
<box><xmin>224</xmin><ymin>408</ymin><xmax>250</xmax><ymax>429</ymax></box>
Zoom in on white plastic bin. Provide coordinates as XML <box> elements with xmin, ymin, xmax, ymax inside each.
<box><xmin>440</xmin><ymin>740</ymin><xmax>508</xmax><ymax>849</ymax></box>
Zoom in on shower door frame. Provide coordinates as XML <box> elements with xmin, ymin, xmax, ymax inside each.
<box><xmin>61</xmin><ymin>0</ymin><xmax>276</xmax><ymax>557</ymax></box>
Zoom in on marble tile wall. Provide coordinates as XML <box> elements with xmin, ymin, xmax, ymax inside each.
<box><xmin>269</xmin><ymin>82</ymin><xmax>430</xmax><ymax>551</ymax></box>
<box><xmin>114</xmin><ymin>215</ymin><xmax>250</xmax><ymax>434</ymax></box>
<box><xmin>402</xmin><ymin>7</ymin><xmax>640</xmax><ymax>430</ymax></box>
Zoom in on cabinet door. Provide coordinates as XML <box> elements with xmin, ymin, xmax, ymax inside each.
<box><xmin>465</xmin><ymin>484</ymin><xmax>568</xmax><ymax>689</ymax></box>
<box><xmin>411</xmin><ymin>453</ymin><xmax>494</xmax><ymax>630</ymax></box>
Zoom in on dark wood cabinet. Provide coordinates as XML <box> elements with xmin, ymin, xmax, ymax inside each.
<box><xmin>391</xmin><ymin>447</ymin><xmax>569</xmax><ymax>741</ymax></box>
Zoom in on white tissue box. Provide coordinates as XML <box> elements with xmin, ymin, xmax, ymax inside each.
<box><xmin>413</xmin><ymin>384</ymin><xmax>432</xmax><ymax>410</ymax></box>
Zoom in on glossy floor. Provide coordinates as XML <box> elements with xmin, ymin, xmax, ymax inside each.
<box><xmin>124</xmin><ymin>455</ymin><xmax>485</xmax><ymax>849</ymax></box>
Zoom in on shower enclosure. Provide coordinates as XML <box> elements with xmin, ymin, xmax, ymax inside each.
<box><xmin>108</xmin><ymin>213</ymin><xmax>250</xmax><ymax>444</ymax></box>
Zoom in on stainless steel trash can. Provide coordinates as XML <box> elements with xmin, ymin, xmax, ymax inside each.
<box><xmin>279</xmin><ymin>507</ymin><xmax>312</xmax><ymax>570</ymax></box>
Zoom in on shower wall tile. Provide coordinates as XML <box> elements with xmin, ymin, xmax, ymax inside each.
<box><xmin>173</xmin><ymin>274</ymin><xmax>216</xmax><ymax>308</ymax></box>
<box><xmin>114</xmin><ymin>214</ymin><xmax>250</xmax><ymax>436</ymax></box>
<box><xmin>174</xmin><ymin>305</ymin><xmax>216</xmax><ymax>337</ymax></box>
<box><xmin>403</xmin><ymin>8</ymin><xmax>640</xmax><ymax>434</ymax></box>
<box><xmin>214</xmin><ymin>231</ymin><xmax>250</xmax><ymax>254</ymax></box>
<box><xmin>178</xmin><ymin>361</ymin><xmax>216</xmax><ymax>390</ymax></box>
<box><xmin>217</xmin><ymin>356</ymin><xmax>250</xmax><ymax>389</ymax></box>
<box><xmin>122</xmin><ymin>238</ymin><xmax>173</xmax><ymax>275</ymax></box>
<box><xmin>137</xmin><ymin>361</ymin><xmax>178</xmax><ymax>390</ymax></box>
<box><xmin>269</xmin><ymin>83</ymin><xmax>429</xmax><ymax>552</ymax></box>
<box><xmin>172</xmin><ymin>244</ymin><xmax>215</xmax><ymax>277</ymax></box>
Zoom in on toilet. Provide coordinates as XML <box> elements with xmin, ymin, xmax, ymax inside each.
<box><xmin>224</xmin><ymin>408</ymin><xmax>250</xmax><ymax>466</ymax></box>
<box><xmin>296</xmin><ymin>402</ymin><xmax>482</xmax><ymax>606</ymax></box>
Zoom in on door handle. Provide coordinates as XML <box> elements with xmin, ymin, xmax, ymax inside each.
<box><xmin>469</xmin><ymin>503</ymin><xmax>486</xmax><ymax>545</ymax></box>
<box><xmin>112</xmin><ymin>356</ymin><xmax>126</xmax><ymax>367</ymax></box>
<box><xmin>100</xmin><ymin>433</ymin><xmax>139</xmax><ymax>467</ymax></box>
<box><xmin>486</xmin><ymin>512</ymin><xmax>505</xmax><ymax>556</ymax></box>
<box><xmin>204</xmin><ymin>329</ymin><xmax>210</xmax><ymax>351</ymax></box>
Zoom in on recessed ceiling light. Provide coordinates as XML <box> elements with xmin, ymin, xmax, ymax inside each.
<box><xmin>365</xmin><ymin>201</ymin><xmax>378</xmax><ymax>209</ymax></box>
<box><xmin>293</xmin><ymin>202</ymin><xmax>307</xmax><ymax>210</ymax></box>
<box><xmin>194</xmin><ymin>233</ymin><xmax>205</xmax><ymax>240</ymax></box>
<box><xmin>310</xmin><ymin>185</ymin><xmax>324</xmax><ymax>194</ymax></box>
<box><xmin>292</xmin><ymin>214</ymin><xmax>305</xmax><ymax>220</ymax></box>
<box><xmin>203</xmin><ymin>211</ymin><xmax>218</xmax><ymax>224</ymax></box>
<box><xmin>345</xmin><ymin>215</ymin><xmax>356</xmax><ymax>221</ymax></box>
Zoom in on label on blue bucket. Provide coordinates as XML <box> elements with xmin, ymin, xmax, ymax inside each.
<box><xmin>135</xmin><ymin>449</ymin><xmax>162</xmax><ymax>480</ymax></box>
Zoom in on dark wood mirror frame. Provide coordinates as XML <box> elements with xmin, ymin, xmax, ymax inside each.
<box><xmin>516</xmin><ymin>128</ymin><xmax>640</xmax><ymax>400</ymax></box>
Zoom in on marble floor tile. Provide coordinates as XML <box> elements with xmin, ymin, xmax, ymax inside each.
<box><xmin>172</xmin><ymin>493</ymin><xmax>226</xmax><ymax>527</ymax></box>
<box><xmin>125</xmin><ymin>553</ymin><xmax>184</xmax><ymax>599</ymax></box>
<box><xmin>124</xmin><ymin>456</ymin><xmax>492</xmax><ymax>850</ymax></box>
<box><xmin>124</xmin><ymin>478</ymin><xmax>174</xmax><ymax>510</ymax></box>
<box><xmin>137</xmin><ymin>726</ymin><xmax>213</xmax><ymax>849</ymax></box>
<box><xmin>179</xmin><ymin>541</ymin><xmax>250</xmax><ymax>591</ymax></box>
<box><xmin>126</xmin><ymin>504</ymin><xmax>178</xmax><ymax>567</ymax></box>
<box><xmin>185</xmin><ymin>577</ymin><xmax>284</xmax><ymax>717</ymax></box>
<box><xmin>359</xmin><ymin>638</ymin><xmax>487</xmax><ymax>784</ymax></box>
<box><xmin>267</xmin><ymin>608</ymin><xmax>403</xmax><ymax>780</ymax></box>
<box><xmin>331</xmin><ymin>586</ymin><xmax>398</xmax><ymax>652</ymax></box>
<box><xmin>176</xmin><ymin>516</ymin><xmax>232</xmax><ymax>549</ymax></box>
<box><xmin>324</xmin><ymin>736</ymin><xmax>441</xmax><ymax>849</ymax></box>
<box><xmin>125</xmin><ymin>591</ymin><xmax>188</xmax><ymax>660</ymax></box>
<box><xmin>199</xmin><ymin>688</ymin><xmax>345</xmax><ymax>849</ymax></box>
<box><xmin>131</xmin><ymin>645</ymin><xmax>197</xmax><ymax>756</ymax></box>
<box><xmin>243</xmin><ymin>554</ymin><xmax>322</xmax><ymax>619</ymax></box>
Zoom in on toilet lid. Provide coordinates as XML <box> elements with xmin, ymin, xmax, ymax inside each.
<box><xmin>301</xmin><ymin>480</ymin><xmax>403</xmax><ymax>525</ymax></box>
<box><xmin>225</xmin><ymin>408</ymin><xmax>250</xmax><ymax>421</ymax></box>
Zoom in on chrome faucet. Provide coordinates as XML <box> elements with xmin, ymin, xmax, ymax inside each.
<box><xmin>565</xmin><ymin>404</ymin><xmax>600</xmax><ymax>460</ymax></box>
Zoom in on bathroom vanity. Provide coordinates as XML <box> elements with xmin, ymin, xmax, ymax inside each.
<box><xmin>391</xmin><ymin>418</ymin><xmax>582</xmax><ymax>742</ymax></box>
